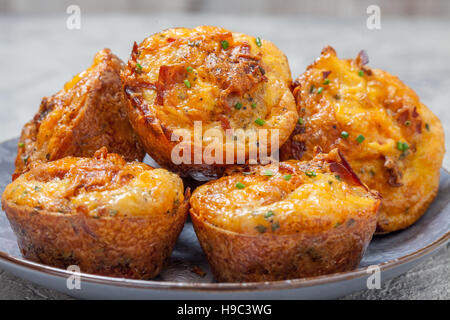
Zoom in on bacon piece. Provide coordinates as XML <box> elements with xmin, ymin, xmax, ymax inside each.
<box><xmin>292</xmin><ymin>123</ymin><xmax>305</xmax><ymax>135</ymax></box>
<box><xmin>322</xmin><ymin>71</ymin><xmax>332</xmax><ymax>79</ymax></box>
<box><xmin>356</xmin><ymin>50</ymin><xmax>369</xmax><ymax>66</ymax></box>
<box><xmin>206</xmin><ymin>44</ymin><xmax>266</xmax><ymax>97</ymax></box>
<box><xmin>329</xmin><ymin>150</ymin><xmax>367</xmax><ymax>190</ymax></box>
<box><xmin>125</xmin><ymin>80</ymin><xmax>156</xmax><ymax>91</ymax></box>
<box><xmin>155</xmin><ymin>65</ymin><xmax>187</xmax><ymax>105</ymax></box>
<box><xmin>291</xmin><ymin>140</ymin><xmax>306</xmax><ymax>160</ymax></box>
<box><xmin>384</xmin><ymin>157</ymin><xmax>403</xmax><ymax>187</ymax></box>
<box><xmin>218</xmin><ymin>115</ymin><xmax>231</xmax><ymax>131</ymax></box>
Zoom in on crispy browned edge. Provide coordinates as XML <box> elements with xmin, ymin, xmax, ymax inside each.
<box><xmin>1</xmin><ymin>189</ymin><xmax>190</xmax><ymax>280</ymax></box>
<box><xmin>14</xmin><ymin>48</ymin><xmax>146</xmax><ymax>179</ymax></box>
<box><xmin>190</xmin><ymin>200</ymin><xmax>379</xmax><ymax>283</ymax></box>
<box><xmin>122</xmin><ymin>42</ymin><xmax>231</xmax><ymax>179</ymax></box>
<box><xmin>124</xmin><ymin>93</ymin><xmax>227</xmax><ymax>180</ymax></box>
<box><xmin>375</xmin><ymin>182</ymin><xmax>440</xmax><ymax>235</ymax></box>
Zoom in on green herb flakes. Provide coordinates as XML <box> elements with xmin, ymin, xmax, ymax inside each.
<box><xmin>305</xmin><ymin>171</ymin><xmax>317</xmax><ymax>177</ymax></box>
<box><xmin>356</xmin><ymin>134</ymin><xmax>365</xmax><ymax>144</ymax></box>
<box><xmin>397</xmin><ymin>141</ymin><xmax>409</xmax><ymax>152</ymax></box>
<box><xmin>341</xmin><ymin>131</ymin><xmax>349</xmax><ymax>139</ymax></box>
<box><xmin>263</xmin><ymin>170</ymin><xmax>274</xmax><ymax>177</ymax></box>
<box><xmin>255</xmin><ymin>37</ymin><xmax>262</xmax><ymax>47</ymax></box>
<box><xmin>271</xmin><ymin>221</ymin><xmax>280</xmax><ymax>231</ymax></box>
<box><xmin>221</xmin><ymin>40</ymin><xmax>229</xmax><ymax>50</ymax></box>
<box><xmin>235</xmin><ymin>182</ymin><xmax>245</xmax><ymax>189</ymax></box>
<box><xmin>265</xmin><ymin>210</ymin><xmax>274</xmax><ymax>218</ymax></box>
<box><xmin>255</xmin><ymin>118</ymin><xmax>266</xmax><ymax>126</ymax></box>
<box><xmin>255</xmin><ymin>225</ymin><xmax>267</xmax><ymax>233</ymax></box>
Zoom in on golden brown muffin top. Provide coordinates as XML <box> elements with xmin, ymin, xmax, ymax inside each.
<box><xmin>190</xmin><ymin>149</ymin><xmax>380</xmax><ymax>235</ymax></box>
<box><xmin>122</xmin><ymin>26</ymin><xmax>297</xmax><ymax>162</ymax></box>
<box><xmin>4</xmin><ymin>148</ymin><xmax>184</xmax><ymax>218</ymax></box>
<box><xmin>281</xmin><ymin>46</ymin><xmax>445</xmax><ymax>233</ymax></box>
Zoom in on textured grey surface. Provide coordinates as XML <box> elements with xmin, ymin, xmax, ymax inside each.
<box><xmin>0</xmin><ymin>13</ymin><xmax>448</xmax><ymax>300</ymax></box>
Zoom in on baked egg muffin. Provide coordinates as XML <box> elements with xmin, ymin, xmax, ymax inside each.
<box><xmin>122</xmin><ymin>26</ymin><xmax>297</xmax><ymax>179</ymax></box>
<box><xmin>2</xmin><ymin>148</ymin><xmax>188</xmax><ymax>279</ymax></box>
<box><xmin>281</xmin><ymin>47</ymin><xmax>445</xmax><ymax>233</ymax></box>
<box><xmin>14</xmin><ymin>49</ymin><xmax>145</xmax><ymax>179</ymax></box>
<box><xmin>190</xmin><ymin>149</ymin><xmax>380</xmax><ymax>282</ymax></box>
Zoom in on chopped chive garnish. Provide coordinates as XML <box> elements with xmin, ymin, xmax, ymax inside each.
<box><xmin>251</xmin><ymin>103</ymin><xmax>257</xmax><ymax>109</ymax></box>
<box><xmin>283</xmin><ymin>174</ymin><xmax>292</xmax><ymax>181</ymax></box>
<box><xmin>323</xmin><ymin>79</ymin><xmax>330</xmax><ymax>85</ymax></box>
<box><xmin>317</xmin><ymin>87</ymin><xmax>324</xmax><ymax>94</ymax></box>
<box><xmin>255</xmin><ymin>118</ymin><xmax>266</xmax><ymax>126</ymax></box>
<box><xmin>136</xmin><ymin>63</ymin><xmax>143</xmax><ymax>71</ymax></box>
<box><xmin>358</xmin><ymin>70</ymin><xmax>364</xmax><ymax>77</ymax></box>
<box><xmin>234</xmin><ymin>102</ymin><xmax>243</xmax><ymax>110</ymax></box>
<box><xmin>397</xmin><ymin>141</ymin><xmax>409</xmax><ymax>152</ymax></box>
<box><xmin>298</xmin><ymin>117</ymin><xmax>304</xmax><ymax>125</ymax></box>
<box><xmin>425</xmin><ymin>123</ymin><xmax>430</xmax><ymax>131</ymax></box>
<box><xmin>109</xmin><ymin>209</ymin><xmax>118</xmax><ymax>216</ymax></box>
<box><xmin>404</xmin><ymin>120</ymin><xmax>411</xmax><ymax>126</ymax></box>
<box><xmin>347</xmin><ymin>218</ymin><xmax>356</xmax><ymax>227</ymax></box>
<box><xmin>34</xmin><ymin>186</ymin><xmax>41</xmax><ymax>191</ymax></box>
<box><xmin>221</xmin><ymin>40</ymin><xmax>229</xmax><ymax>50</ymax></box>
<box><xmin>235</xmin><ymin>182</ymin><xmax>245</xmax><ymax>189</ymax></box>
<box><xmin>305</xmin><ymin>171</ymin><xmax>317</xmax><ymax>177</ymax></box>
<box><xmin>18</xmin><ymin>142</ymin><xmax>25</xmax><ymax>148</ymax></box>
<box><xmin>356</xmin><ymin>134</ymin><xmax>365</xmax><ymax>144</ymax></box>
<box><xmin>265</xmin><ymin>210</ymin><xmax>274</xmax><ymax>218</ymax></box>
<box><xmin>255</xmin><ymin>37</ymin><xmax>262</xmax><ymax>47</ymax></box>
<box><xmin>23</xmin><ymin>155</ymin><xmax>29</xmax><ymax>164</ymax></box>
<box><xmin>341</xmin><ymin>131</ymin><xmax>349</xmax><ymax>139</ymax></box>
<box><xmin>186</xmin><ymin>66</ymin><xmax>193</xmax><ymax>72</ymax></box>
<box><xmin>255</xmin><ymin>225</ymin><xmax>267</xmax><ymax>233</ymax></box>
<box><xmin>309</xmin><ymin>85</ymin><xmax>315</xmax><ymax>93</ymax></box>
<box><xmin>263</xmin><ymin>170</ymin><xmax>274</xmax><ymax>177</ymax></box>
<box><xmin>183</xmin><ymin>79</ymin><xmax>191</xmax><ymax>88</ymax></box>
<box><xmin>335</xmin><ymin>175</ymin><xmax>341</xmax><ymax>181</ymax></box>
<box><xmin>271</xmin><ymin>221</ymin><xmax>280</xmax><ymax>231</ymax></box>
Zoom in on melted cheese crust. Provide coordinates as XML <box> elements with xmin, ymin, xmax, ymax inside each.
<box><xmin>281</xmin><ymin>47</ymin><xmax>445</xmax><ymax>232</ymax></box>
<box><xmin>123</xmin><ymin>26</ymin><xmax>297</xmax><ymax>166</ymax></box>
<box><xmin>190</xmin><ymin>153</ymin><xmax>380</xmax><ymax>235</ymax></box>
<box><xmin>14</xmin><ymin>49</ymin><xmax>144</xmax><ymax>178</ymax></box>
<box><xmin>4</xmin><ymin>149</ymin><xmax>184</xmax><ymax>218</ymax></box>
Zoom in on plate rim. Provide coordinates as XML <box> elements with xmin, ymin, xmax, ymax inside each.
<box><xmin>0</xmin><ymin>136</ymin><xmax>449</xmax><ymax>292</ymax></box>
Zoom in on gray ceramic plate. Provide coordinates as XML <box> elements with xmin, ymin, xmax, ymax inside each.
<box><xmin>0</xmin><ymin>138</ymin><xmax>449</xmax><ymax>299</ymax></box>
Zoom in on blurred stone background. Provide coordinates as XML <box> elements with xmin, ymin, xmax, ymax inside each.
<box><xmin>0</xmin><ymin>0</ymin><xmax>449</xmax><ymax>300</ymax></box>
<box><xmin>1</xmin><ymin>0</ymin><xmax>450</xmax><ymax>16</ymax></box>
